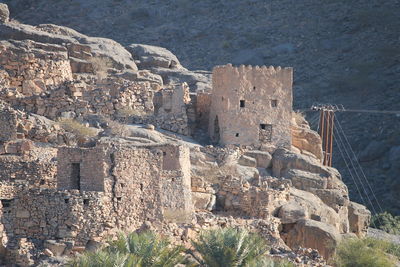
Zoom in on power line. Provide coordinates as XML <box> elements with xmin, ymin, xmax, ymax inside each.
<box><xmin>334</xmin><ymin>116</ymin><xmax>384</xmax><ymax>213</ymax></box>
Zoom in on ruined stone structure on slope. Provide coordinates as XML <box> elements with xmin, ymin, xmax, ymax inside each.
<box><xmin>1</xmin><ymin>140</ymin><xmax>193</xmax><ymax>261</ymax></box>
<box><xmin>208</xmin><ymin>64</ymin><xmax>293</xmax><ymax>148</ymax></box>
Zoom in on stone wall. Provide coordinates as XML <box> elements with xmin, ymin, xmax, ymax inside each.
<box><xmin>0</xmin><ymin>108</ymin><xmax>17</xmax><ymax>142</ymax></box>
<box><xmin>0</xmin><ymin>148</ymin><xmax>57</xmax><ymax>199</ymax></box>
<box><xmin>151</xmin><ymin>83</ymin><xmax>191</xmax><ymax>135</ymax></box>
<box><xmin>57</xmin><ymin>147</ymin><xmax>108</xmax><ymax>192</ymax></box>
<box><xmin>0</xmin><ymin>40</ymin><xmax>73</xmax><ymax>96</ymax></box>
<box><xmin>209</xmin><ymin>64</ymin><xmax>293</xmax><ymax>148</ymax></box>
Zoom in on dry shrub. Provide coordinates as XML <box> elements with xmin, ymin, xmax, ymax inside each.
<box><xmin>89</xmin><ymin>57</ymin><xmax>114</xmax><ymax>81</ymax></box>
<box><xmin>58</xmin><ymin>118</ymin><xmax>97</xmax><ymax>138</ymax></box>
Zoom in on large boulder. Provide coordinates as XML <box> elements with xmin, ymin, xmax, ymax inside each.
<box><xmin>291</xmin><ymin>120</ymin><xmax>323</xmax><ymax>161</ymax></box>
<box><xmin>284</xmin><ymin>219</ymin><xmax>341</xmax><ymax>259</ymax></box>
<box><xmin>288</xmin><ymin>188</ymin><xmax>343</xmax><ymax>230</ymax></box>
<box><xmin>244</xmin><ymin>150</ymin><xmax>272</xmax><ymax>168</ymax></box>
<box><xmin>0</xmin><ymin>3</ymin><xmax>9</xmax><ymax>23</ymax></box>
<box><xmin>278</xmin><ymin>202</ymin><xmax>308</xmax><ymax>224</ymax></box>
<box><xmin>348</xmin><ymin>201</ymin><xmax>371</xmax><ymax>237</ymax></box>
<box><xmin>127</xmin><ymin>44</ymin><xmax>183</xmax><ymax>70</ymax></box>
<box><xmin>0</xmin><ymin>22</ymin><xmax>137</xmax><ymax>72</ymax></box>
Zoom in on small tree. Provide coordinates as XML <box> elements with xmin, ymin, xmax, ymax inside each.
<box><xmin>191</xmin><ymin>228</ymin><xmax>269</xmax><ymax>267</ymax></box>
<box><xmin>332</xmin><ymin>237</ymin><xmax>397</xmax><ymax>267</ymax></box>
<box><xmin>68</xmin><ymin>231</ymin><xmax>185</xmax><ymax>267</ymax></box>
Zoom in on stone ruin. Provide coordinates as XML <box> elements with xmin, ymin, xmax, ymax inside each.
<box><xmin>0</xmin><ymin>5</ymin><xmax>372</xmax><ymax>266</ymax></box>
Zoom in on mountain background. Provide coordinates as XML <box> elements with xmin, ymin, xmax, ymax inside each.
<box><xmin>2</xmin><ymin>0</ymin><xmax>400</xmax><ymax>214</ymax></box>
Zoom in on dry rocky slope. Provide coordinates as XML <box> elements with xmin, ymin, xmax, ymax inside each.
<box><xmin>0</xmin><ymin>3</ymin><xmax>386</xmax><ymax>266</ymax></box>
<box><xmin>3</xmin><ymin>0</ymin><xmax>399</xmax><ymax>215</ymax></box>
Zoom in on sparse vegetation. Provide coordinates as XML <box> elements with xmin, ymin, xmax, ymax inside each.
<box><xmin>191</xmin><ymin>228</ymin><xmax>270</xmax><ymax>267</ymax></box>
<box><xmin>332</xmin><ymin>237</ymin><xmax>398</xmax><ymax>267</ymax></box>
<box><xmin>89</xmin><ymin>57</ymin><xmax>114</xmax><ymax>81</ymax></box>
<box><xmin>371</xmin><ymin>212</ymin><xmax>400</xmax><ymax>235</ymax></box>
<box><xmin>68</xmin><ymin>231</ymin><xmax>186</xmax><ymax>267</ymax></box>
<box><xmin>58</xmin><ymin>118</ymin><xmax>97</xmax><ymax>138</ymax></box>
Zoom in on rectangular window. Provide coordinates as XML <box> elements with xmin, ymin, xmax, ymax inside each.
<box><xmin>260</xmin><ymin>124</ymin><xmax>266</xmax><ymax>130</ymax></box>
<box><xmin>240</xmin><ymin>100</ymin><xmax>245</xmax><ymax>108</ymax></box>
<box><xmin>271</xmin><ymin>100</ymin><xmax>278</xmax><ymax>107</ymax></box>
<box><xmin>71</xmin><ymin>163</ymin><xmax>81</xmax><ymax>190</ymax></box>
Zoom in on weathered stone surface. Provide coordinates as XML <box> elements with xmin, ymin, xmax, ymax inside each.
<box><xmin>348</xmin><ymin>201</ymin><xmax>371</xmax><ymax>237</ymax></box>
<box><xmin>291</xmin><ymin>117</ymin><xmax>323</xmax><ymax>161</ymax></box>
<box><xmin>245</xmin><ymin>150</ymin><xmax>272</xmax><ymax>168</ymax></box>
<box><xmin>284</xmin><ymin>219</ymin><xmax>341</xmax><ymax>259</ymax></box>
<box><xmin>127</xmin><ymin>44</ymin><xmax>183</xmax><ymax>69</ymax></box>
<box><xmin>192</xmin><ymin>192</ymin><xmax>215</xmax><ymax>211</ymax></box>
<box><xmin>238</xmin><ymin>155</ymin><xmax>257</xmax><ymax>167</ymax></box>
<box><xmin>278</xmin><ymin>202</ymin><xmax>308</xmax><ymax>224</ymax></box>
<box><xmin>44</xmin><ymin>240</ymin><xmax>66</xmax><ymax>256</ymax></box>
<box><xmin>0</xmin><ymin>3</ymin><xmax>9</xmax><ymax>23</ymax></box>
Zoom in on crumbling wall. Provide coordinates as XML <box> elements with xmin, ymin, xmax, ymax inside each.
<box><xmin>1</xmin><ymin>189</ymin><xmax>113</xmax><ymax>247</ymax></box>
<box><xmin>0</xmin><ymin>108</ymin><xmax>17</xmax><ymax>142</ymax></box>
<box><xmin>1</xmin><ymin>79</ymin><xmax>154</xmax><ymax>119</ymax></box>
<box><xmin>160</xmin><ymin>144</ymin><xmax>193</xmax><ymax>222</ymax></box>
<box><xmin>0</xmin><ymin>40</ymin><xmax>73</xmax><ymax>96</ymax></box>
<box><xmin>152</xmin><ymin>83</ymin><xmax>191</xmax><ymax>135</ymax></box>
<box><xmin>209</xmin><ymin>64</ymin><xmax>293</xmax><ymax>148</ymax></box>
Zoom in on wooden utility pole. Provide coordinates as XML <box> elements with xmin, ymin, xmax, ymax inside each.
<box><xmin>318</xmin><ymin>109</ymin><xmax>335</xmax><ymax>166</ymax></box>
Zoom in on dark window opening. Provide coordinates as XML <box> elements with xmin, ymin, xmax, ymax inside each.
<box><xmin>83</xmin><ymin>199</ymin><xmax>89</xmax><ymax>206</ymax></box>
<box><xmin>140</xmin><ymin>198</ymin><xmax>144</xmax><ymax>203</ymax></box>
<box><xmin>235</xmin><ymin>133</ymin><xmax>239</xmax><ymax>137</ymax></box>
<box><xmin>253</xmin><ymin>86</ymin><xmax>256</xmax><ymax>90</ymax></box>
<box><xmin>117</xmin><ymin>197</ymin><xmax>122</xmax><ymax>201</ymax></box>
<box><xmin>140</xmin><ymin>183</ymin><xmax>144</xmax><ymax>191</ymax></box>
<box><xmin>163</xmin><ymin>151</ymin><xmax>167</xmax><ymax>156</ymax></box>
<box><xmin>171</xmin><ymin>178</ymin><xmax>175</xmax><ymax>182</ymax></box>
<box><xmin>71</xmin><ymin>163</ymin><xmax>81</xmax><ymax>190</ymax></box>
<box><xmin>1</xmin><ymin>199</ymin><xmax>12</xmax><ymax>208</ymax></box>
<box><xmin>120</xmin><ymin>183</ymin><xmax>125</xmax><ymax>188</ymax></box>
<box><xmin>271</xmin><ymin>100</ymin><xmax>278</xmax><ymax>107</ymax></box>
<box><xmin>240</xmin><ymin>100</ymin><xmax>245</xmax><ymax>108</ymax></box>
<box><xmin>40</xmin><ymin>180</ymin><xmax>45</xmax><ymax>185</ymax></box>
<box><xmin>64</xmin><ymin>199</ymin><xmax>69</xmax><ymax>204</ymax></box>
<box><xmin>260</xmin><ymin>124</ymin><xmax>266</xmax><ymax>130</ymax></box>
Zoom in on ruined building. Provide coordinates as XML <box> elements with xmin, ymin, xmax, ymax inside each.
<box><xmin>208</xmin><ymin>64</ymin><xmax>293</xmax><ymax>148</ymax></box>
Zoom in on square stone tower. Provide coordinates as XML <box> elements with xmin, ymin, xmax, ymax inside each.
<box><xmin>209</xmin><ymin>64</ymin><xmax>293</xmax><ymax>148</ymax></box>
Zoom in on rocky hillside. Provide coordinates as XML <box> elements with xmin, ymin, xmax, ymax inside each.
<box><xmin>1</xmin><ymin>0</ymin><xmax>400</xmax><ymax>214</ymax></box>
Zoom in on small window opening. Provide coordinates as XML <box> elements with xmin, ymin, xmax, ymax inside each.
<box><xmin>71</xmin><ymin>163</ymin><xmax>81</xmax><ymax>190</ymax></box>
<box><xmin>271</xmin><ymin>100</ymin><xmax>278</xmax><ymax>107</ymax></box>
<box><xmin>40</xmin><ymin>180</ymin><xmax>45</xmax><ymax>185</ymax></box>
<box><xmin>140</xmin><ymin>183</ymin><xmax>144</xmax><ymax>191</ymax></box>
<box><xmin>240</xmin><ymin>100</ymin><xmax>245</xmax><ymax>108</ymax></box>
<box><xmin>163</xmin><ymin>151</ymin><xmax>166</xmax><ymax>156</ymax></box>
<box><xmin>235</xmin><ymin>133</ymin><xmax>239</xmax><ymax>137</ymax></box>
<box><xmin>117</xmin><ymin>197</ymin><xmax>122</xmax><ymax>201</ymax></box>
<box><xmin>83</xmin><ymin>199</ymin><xmax>89</xmax><ymax>206</ymax></box>
<box><xmin>260</xmin><ymin>124</ymin><xmax>266</xmax><ymax>130</ymax></box>
<box><xmin>120</xmin><ymin>183</ymin><xmax>125</xmax><ymax>188</ymax></box>
<box><xmin>253</xmin><ymin>86</ymin><xmax>256</xmax><ymax>90</ymax></box>
<box><xmin>171</xmin><ymin>178</ymin><xmax>175</xmax><ymax>182</ymax></box>
<box><xmin>140</xmin><ymin>198</ymin><xmax>144</xmax><ymax>203</ymax></box>
<box><xmin>64</xmin><ymin>199</ymin><xmax>69</xmax><ymax>204</ymax></box>
<box><xmin>1</xmin><ymin>199</ymin><xmax>12</xmax><ymax>208</ymax></box>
